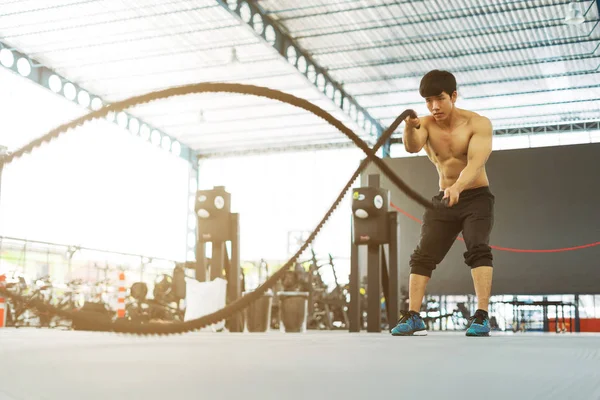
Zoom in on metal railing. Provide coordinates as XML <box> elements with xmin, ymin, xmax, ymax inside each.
<box><xmin>0</xmin><ymin>235</ymin><xmax>179</xmax><ymax>293</ymax></box>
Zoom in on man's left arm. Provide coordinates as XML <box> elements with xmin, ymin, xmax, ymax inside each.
<box><xmin>453</xmin><ymin>116</ymin><xmax>493</xmax><ymax>192</ymax></box>
<box><xmin>444</xmin><ymin>117</ymin><xmax>493</xmax><ymax>206</ymax></box>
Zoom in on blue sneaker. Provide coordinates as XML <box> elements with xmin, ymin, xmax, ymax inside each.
<box><xmin>391</xmin><ymin>311</ymin><xmax>427</xmax><ymax>336</ymax></box>
<box><xmin>466</xmin><ymin>310</ymin><xmax>491</xmax><ymax>337</ymax></box>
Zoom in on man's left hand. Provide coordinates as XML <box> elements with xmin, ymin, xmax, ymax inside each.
<box><xmin>443</xmin><ymin>185</ymin><xmax>461</xmax><ymax>207</ymax></box>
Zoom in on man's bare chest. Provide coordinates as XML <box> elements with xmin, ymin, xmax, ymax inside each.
<box><xmin>426</xmin><ymin>125</ymin><xmax>473</xmax><ymax>160</ymax></box>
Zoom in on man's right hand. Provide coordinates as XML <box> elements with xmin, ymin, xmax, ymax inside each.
<box><xmin>405</xmin><ymin>114</ymin><xmax>421</xmax><ymax>130</ymax></box>
<box><xmin>403</xmin><ymin>111</ymin><xmax>426</xmax><ymax>153</ymax></box>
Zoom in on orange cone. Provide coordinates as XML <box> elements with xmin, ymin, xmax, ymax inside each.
<box><xmin>0</xmin><ymin>275</ymin><xmax>5</xmax><ymax>328</ymax></box>
<box><xmin>0</xmin><ymin>298</ymin><xmax>5</xmax><ymax>328</ymax></box>
<box><xmin>117</xmin><ymin>272</ymin><xmax>126</xmax><ymax>319</ymax></box>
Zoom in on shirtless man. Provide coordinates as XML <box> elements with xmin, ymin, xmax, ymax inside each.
<box><xmin>390</xmin><ymin>70</ymin><xmax>494</xmax><ymax>337</ymax></box>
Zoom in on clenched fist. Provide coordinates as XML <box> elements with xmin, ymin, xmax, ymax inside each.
<box><xmin>443</xmin><ymin>186</ymin><xmax>461</xmax><ymax>207</ymax></box>
<box><xmin>405</xmin><ymin>113</ymin><xmax>421</xmax><ymax>130</ymax></box>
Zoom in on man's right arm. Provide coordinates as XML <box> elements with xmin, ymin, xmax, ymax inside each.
<box><xmin>403</xmin><ymin>116</ymin><xmax>428</xmax><ymax>153</ymax></box>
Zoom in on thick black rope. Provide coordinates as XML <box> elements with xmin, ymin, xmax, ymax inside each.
<box><xmin>0</xmin><ymin>83</ymin><xmax>432</xmax><ymax>335</ymax></box>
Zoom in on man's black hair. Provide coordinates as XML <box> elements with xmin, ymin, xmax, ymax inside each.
<box><xmin>419</xmin><ymin>70</ymin><xmax>457</xmax><ymax>98</ymax></box>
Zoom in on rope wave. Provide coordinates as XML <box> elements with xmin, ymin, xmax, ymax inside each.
<box><xmin>0</xmin><ymin>83</ymin><xmax>431</xmax><ymax>334</ymax></box>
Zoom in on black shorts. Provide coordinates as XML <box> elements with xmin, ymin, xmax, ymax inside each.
<box><xmin>409</xmin><ymin>186</ymin><xmax>495</xmax><ymax>277</ymax></box>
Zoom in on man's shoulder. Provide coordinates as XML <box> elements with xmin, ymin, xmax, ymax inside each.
<box><xmin>461</xmin><ymin>109</ymin><xmax>487</xmax><ymax>121</ymax></box>
<box><xmin>421</xmin><ymin>115</ymin><xmax>436</xmax><ymax>127</ymax></box>
<box><xmin>465</xmin><ymin>111</ymin><xmax>492</xmax><ymax>131</ymax></box>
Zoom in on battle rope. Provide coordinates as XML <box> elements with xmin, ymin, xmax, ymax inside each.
<box><xmin>0</xmin><ymin>83</ymin><xmax>430</xmax><ymax>335</ymax></box>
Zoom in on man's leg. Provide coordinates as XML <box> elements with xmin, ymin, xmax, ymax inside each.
<box><xmin>391</xmin><ymin>202</ymin><xmax>461</xmax><ymax>336</ymax></box>
<box><xmin>461</xmin><ymin>190</ymin><xmax>495</xmax><ymax>336</ymax></box>
<box><xmin>409</xmin><ymin>274</ymin><xmax>430</xmax><ymax>312</ymax></box>
<box><xmin>471</xmin><ymin>266</ymin><xmax>493</xmax><ymax>311</ymax></box>
<box><xmin>407</xmin><ymin>206</ymin><xmax>461</xmax><ymax>313</ymax></box>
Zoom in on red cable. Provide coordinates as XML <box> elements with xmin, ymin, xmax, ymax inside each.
<box><xmin>390</xmin><ymin>202</ymin><xmax>600</xmax><ymax>253</ymax></box>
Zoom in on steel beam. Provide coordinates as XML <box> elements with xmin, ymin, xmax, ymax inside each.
<box><xmin>198</xmin><ymin>120</ymin><xmax>600</xmax><ymax>157</ymax></box>
<box><xmin>283</xmin><ymin>0</ymin><xmax>593</xmax><ymax>24</ymax></box>
<box><xmin>296</xmin><ymin>1</ymin><xmax>577</xmax><ymax>39</ymax></box>
<box><xmin>373</xmin><ymin>97</ymin><xmax>600</xmax><ymax>118</ymax></box>
<box><xmin>197</xmin><ymin>139</ymin><xmax>372</xmax><ymax>159</ymax></box>
<box><xmin>313</xmin><ymin>16</ymin><xmax>598</xmax><ymax>56</ymax></box>
<box><xmin>351</xmin><ymin>68</ymin><xmax>600</xmax><ymax>101</ymax></box>
<box><xmin>389</xmin><ymin>120</ymin><xmax>600</xmax><ymax>145</ymax></box>
<box><xmin>216</xmin><ymin>0</ymin><xmax>385</xmax><ymax>142</ymax></box>
<box><xmin>352</xmin><ymin>71</ymin><xmax>600</xmax><ymax>99</ymax></box>
<box><xmin>341</xmin><ymin>35</ymin><xmax>600</xmax><ymax>85</ymax></box>
<box><xmin>186</xmin><ymin>162</ymin><xmax>199</xmax><ymax>263</ymax></box>
<box><xmin>267</xmin><ymin>0</ymin><xmax>418</xmax><ymax>20</ymax></box>
<box><xmin>493</xmin><ymin>120</ymin><xmax>600</xmax><ymax>136</ymax></box>
<box><xmin>364</xmin><ymin>84</ymin><xmax>600</xmax><ymax>109</ymax></box>
<box><xmin>327</xmin><ymin>35</ymin><xmax>600</xmax><ymax>73</ymax></box>
<box><xmin>0</xmin><ymin>40</ymin><xmax>197</xmax><ymax>164</ymax></box>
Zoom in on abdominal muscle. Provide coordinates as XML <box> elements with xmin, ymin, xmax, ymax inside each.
<box><xmin>427</xmin><ymin>151</ymin><xmax>490</xmax><ymax>191</ymax></box>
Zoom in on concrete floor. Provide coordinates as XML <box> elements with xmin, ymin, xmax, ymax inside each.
<box><xmin>0</xmin><ymin>328</ymin><xmax>599</xmax><ymax>400</ymax></box>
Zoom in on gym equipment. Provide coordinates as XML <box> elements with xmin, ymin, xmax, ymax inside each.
<box><xmin>349</xmin><ymin>174</ymin><xmax>400</xmax><ymax>333</ymax></box>
<box><xmin>304</xmin><ymin>251</ymin><xmax>348</xmax><ymax>330</ymax></box>
<box><xmin>497</xmin><ymin>298</ymin><xmax>578</xmax><ymax>333</ymax></box>
<box><xmin>72</xmin><ymin>302</ymin><xmax>112</xmax><ymax>332</ymax></box>
<box><xmin>278</xmin><ymin>291</ymin><xmax>309</xmax><ymax>333</ymax></box>
<box><xmin>194</xmin><ymin>186</ymin><xmax>243</xmax><ymax>332</ymax></box>
<box><xmin>244</xmin><ymin>290</ymin><xmax>273</xmax><ymax>332</ymax></box>
<box><xmin>126</xmin><ymin>274</ymin><xmax>185</xmax><ymax>324</ymax></box>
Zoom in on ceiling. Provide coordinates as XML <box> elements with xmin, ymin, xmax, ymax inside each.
<box><xmin>0</xmin><ymin>0</ymin><xmax>599</xmax><ymax>158</ymax></box>
<box><xmin>260</xmin><ymin>0</ymin><xmax>600</xmax><ymax>125</ymax></box>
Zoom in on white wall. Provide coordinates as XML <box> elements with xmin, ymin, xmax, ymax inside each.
<box><xmin>199</xmin><ymin>148</ymin><xmax>365</xmax><ymax>283</ymax></box>
<box><xmin>0</xmin><ymin>68</ymin><xmax>189</xmax><ymax>261</ymax></box>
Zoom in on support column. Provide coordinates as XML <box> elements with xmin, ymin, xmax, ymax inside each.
<box><xmin>387</xmin><ymin>211</ymin><xmax>399</xmax><ymax>326</ymax></box>
<box><xmin>574</xmin><ymin>294</ymin><xmax>581</xmax><ymax>333</ymax></box>
<box><xmin>366</xmin><ymin>174</ymin><xmax>381</xmax><ymax>332</ymax></box>
<box><xmin>187</xmin><ymin>161</ymin><xmax>200</xmax><ymax>277</ymax></box>
<box><xmin>543</xmin><ymin>296</ymin><xmax>549</xmax><ymax>332</ymax></box>
<box><xmin>367</xmin><ymin>244</ymin><xmax>381</xmax><ymax>332</ymax></box>
<box><xmin>349</xmin><ymin>220</ymin><xmax>360</xmax><ymax>332</ymax></box>
<box><xmin>195</xmin><ymin>243</ymin><xmax>207</xmax><ymax>282</ymax></box>
<box><xmin>227</xmin><ymin>213</ymin><xmax>243</xmax><ymax>332</ymax></box>
<box><xmin>377</xmin><ymin>126</ymin><xmax>391</xmax><ymax>158</ymax></box>
<box><xmin>211</xmin><ymin>241</ymin><xmax>226</xmax><ymax>280</ymax></box>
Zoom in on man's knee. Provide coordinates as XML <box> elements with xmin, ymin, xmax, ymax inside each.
<box><xmin>464</xmin><ymin>244</ymin><xmax>493</xmax><ymax>268</ymax></box>
<box><xmin>410</xmin><ymin>249</ymin><xmax>436</xmax><ymax>278</ymax></box>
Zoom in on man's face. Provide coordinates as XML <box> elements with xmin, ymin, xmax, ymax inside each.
<box><xmin>425</xmin><ymin>91</ymin><xmax>456</xmax><ymax>121</ymax></box>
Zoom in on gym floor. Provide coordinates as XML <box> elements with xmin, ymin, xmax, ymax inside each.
<box><xmin>0</xmin><ymin>329</ymin><xmax>598</xmax><ymax>400</ymax></box>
